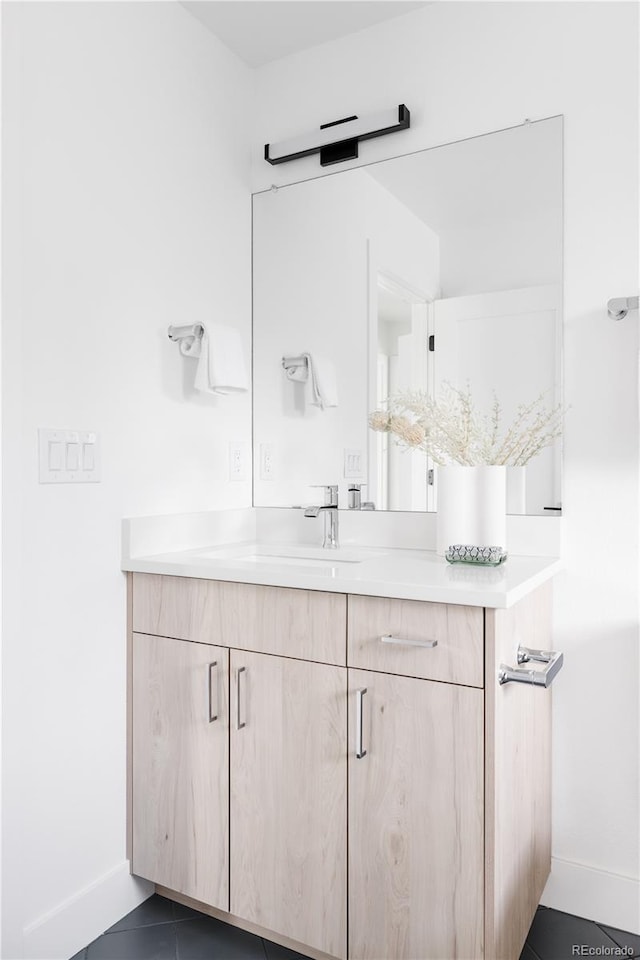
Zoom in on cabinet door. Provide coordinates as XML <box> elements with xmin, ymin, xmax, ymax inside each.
<box><xmin>132</xmin><ymin>632</ymin><xmax>229</xmax><ymax>910</ymax></box>
<box><xmin>230</xmin><ymin>650</ymin><xmax>347</xmax><ymax>960</ymax></box>
<box><xmin>349</xmin><ymin>669</ymin><xmax>484</xmax><ymax>960</ymax></box>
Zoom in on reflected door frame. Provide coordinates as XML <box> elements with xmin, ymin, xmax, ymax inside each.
<box><xmin>367</xmin><ymin>239</ymin><xmax>438</xmax><ymax>512</ymax></box>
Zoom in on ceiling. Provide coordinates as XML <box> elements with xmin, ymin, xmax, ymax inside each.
<box><xmin>180</xmin><ymin>1</ymin><xmax>430</xmax><ymax>67</ymax></box>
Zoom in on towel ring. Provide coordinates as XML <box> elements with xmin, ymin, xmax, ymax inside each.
<box><xmin>282</xmin><ymin>354</ymin><xmax>309</xmax><ymax>373</ymax></box>
<box><xmin>168</xmin><ymin>324</ymin><xmax>204</xmax><ymax>342</ymax></box>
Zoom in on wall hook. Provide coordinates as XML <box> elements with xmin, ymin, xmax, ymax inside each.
<box><xmin>168</xmin><ymin>323</ymin><xmax>204</xmax><ymax>342</ymax></box>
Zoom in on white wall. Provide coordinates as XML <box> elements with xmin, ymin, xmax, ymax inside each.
<box><xmin>1</xmin><ymin>4</ymin><xmax>253</xmax><ymax>958</ymax></box>
<box><xmin>253</xmin><ymin>1</ymin><xmax>640</xmax><ymax>933</ymax></box>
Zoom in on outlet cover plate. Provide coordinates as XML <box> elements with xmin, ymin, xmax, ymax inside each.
<box><xmin>259</xmin><ymin>443</ymin><xmax>275</xmax><ymax>481</ymax></box>
<box><xmin>228</xmin><ymin>442</ymin><xmax>250</xmax><ymax>482</ymax></box>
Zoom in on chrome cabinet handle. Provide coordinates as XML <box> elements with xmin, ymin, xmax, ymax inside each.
<box><xmin>208</xmin><ymin>661</ymin><xmax>218</xmax><ymax>723</ymax></box>
<box><xmin>381</xmin><ymin>634</ymin><xmax>438</xmax><ymax>649</ymax></box>
<box><xmin>498</xmin><ymin>645</ymin><xmax>564</xmax><ymax>687</ymax></box>
<box><xmin>356</xmin><ymin>687</ymin><xmax>367</xmax><ymax>759</ymax></box>
<box><xmin>236</xmin><ymin>666</ymin><xmax>246</xmax><ymax>729</ymax></box>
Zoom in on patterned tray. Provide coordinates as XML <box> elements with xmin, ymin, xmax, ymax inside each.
<box><xmin>444</xmin><ymin>544</ymin><xmax>507</xmax><ymax>566</ymax></box>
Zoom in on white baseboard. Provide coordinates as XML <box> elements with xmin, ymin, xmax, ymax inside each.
<box><xmin>541</xmin><ymin>856</ymin><xmax>640</xmax><ymax>935</ymax></box>
<box><xmin>20</xmin><ymin>854</ymin><xmax>639</xmax><ymax>958</ymax></box>
<box><xmin>22</xmin><ymin>861</ymin><xmax>153</xmax><ymax>960</ymax></box>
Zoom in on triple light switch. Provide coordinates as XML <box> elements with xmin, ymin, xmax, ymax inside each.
<box><xmin>38</xmin><ymin>428</ymin><xmax>100</xmax><ymax>483</ymax></box>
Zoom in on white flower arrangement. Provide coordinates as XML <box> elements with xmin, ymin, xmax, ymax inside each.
<box><xmin>369</xmin><ymin>383</ymin><xmax>564</xmax><ymax>467</ymax></box>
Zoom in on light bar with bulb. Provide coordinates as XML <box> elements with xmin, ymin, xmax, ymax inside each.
<box><xmin>264</xmin><ymin>105</ymin><xmax>410</xmax><ymax>167</ymax></box>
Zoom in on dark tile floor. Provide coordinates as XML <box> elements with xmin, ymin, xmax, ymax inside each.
<box><xmin>69</xmin><ymin>895</ymin><xmax>640</xmax><ymax>960</ymax></box>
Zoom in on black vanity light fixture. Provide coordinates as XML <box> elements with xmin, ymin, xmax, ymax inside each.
<box><xmin>264</xmin><ymin>104</ymin><xmax>410</xmax><ymax>167</ymax></box>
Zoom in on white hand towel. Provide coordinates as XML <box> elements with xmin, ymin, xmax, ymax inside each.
<box><xmin>308</xmin><ymin>355</ymin><xmax>338</xmax><ymax>409</ymax></box>
<box><xmin>191</xmin><ymin>323</ymin><xmax>248</xmax><ymax>395</ymax></box>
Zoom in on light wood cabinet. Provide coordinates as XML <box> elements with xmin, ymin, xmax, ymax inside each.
<box><xmin>348</xmin><ymin>669</ymin><xmax>484</xmax><ymax>960</ymax></box>
<box><xmin>131</xmin><ymin>632</ymin><xmax>229</xmax><ymax>910</ymax></box>
<box><xmin>129</xmin><ymin>573</ymin><xmax>555</xmax><ymax>960</ymax></box>
<box><xmin>230</xmin><ymin>650</ymin><xmax>347</xmax><ymax>959</ymax></box>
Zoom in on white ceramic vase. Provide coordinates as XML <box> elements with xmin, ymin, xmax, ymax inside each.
<box><xmin>436</xmin><ymin>465</ymin><xmax>507</xmax><ymax>556</ymax></box>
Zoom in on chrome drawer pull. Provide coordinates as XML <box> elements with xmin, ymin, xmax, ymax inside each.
<box><xmin>498</xmin><ymin>645</ymin><xmax>564</xmax><ymax>687</ymax></box>
<box><xmin>208</xmin><ymin>661</ymin><xmax>218</xmax><ymax>723</ymax></box>
<box><xmin>381</xmin><ymin>634</ymin><xmax>438</xmax><ymax>649</ymax></box>
<box><xmin>356</xmin><ymin>688</ymin><xmax>367</xmax><ymax>759</ymax></box>
<box><xmin>237</xmin><ymin>666</ymin><xmax>246</xmax><ymax>729</ymax></box>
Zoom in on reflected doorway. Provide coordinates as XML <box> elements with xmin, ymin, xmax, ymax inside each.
<box><xmin>370</xmin><ymin>270</ymin><xmax>432</xmax><ymax>511</ymax></box>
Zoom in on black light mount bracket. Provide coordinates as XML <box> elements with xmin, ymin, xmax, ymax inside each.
<box><xmin>264</xmin><ymin>104</ymin><xmax>410</xmax><ymax>167</ymax></box>
<box><xmin>319</xmin><ymin>114</ymin><xmax>359</xmax><ymax>166</ymax></box>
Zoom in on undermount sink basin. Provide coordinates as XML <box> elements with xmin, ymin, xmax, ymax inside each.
<box><xmin>195</xmin><ymin>543</ymin><xmax>383</xmax><ymax>564</ymax></box>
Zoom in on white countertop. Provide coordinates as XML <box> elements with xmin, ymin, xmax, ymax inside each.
<box><xmin>122</xmin><ymin>540</ymin><xmax>562</xmax><ymax>608</ymax></box>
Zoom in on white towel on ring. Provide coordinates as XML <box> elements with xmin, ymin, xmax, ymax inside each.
<box><xmin>186</xmin><ymin>323</ymin><xmax>248</xmax><ymax>395</ymax></box>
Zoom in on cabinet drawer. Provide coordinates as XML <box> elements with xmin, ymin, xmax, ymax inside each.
<box><xmin>347</xmin><ymin>594</ymin><xmax>483</xmax><ymax>687</ymax></box>
<box><xmin>132</xmin><ymin>573</ymin><xmax>346</xmax><ymax>666</ymax></box>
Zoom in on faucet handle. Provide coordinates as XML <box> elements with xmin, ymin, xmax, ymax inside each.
<box><xmin>347</xmin><ymin>483</ymin><xmax>376</xmax><ymax>510</ymax></box>
<box><xmin>347</xmin><ymin>483</ymin><xmax>365</xmax><ymax>510</ymax></box>
<box><xmin>310</xmin><ymin>484</ymin><xmax>339</xmax><ymax>506</ymax></box>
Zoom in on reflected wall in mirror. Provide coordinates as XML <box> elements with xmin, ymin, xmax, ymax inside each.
<box><xmin>253</xmin><ymin>117</ymin><xmax>563</xmax><ymax>514</ymax></box>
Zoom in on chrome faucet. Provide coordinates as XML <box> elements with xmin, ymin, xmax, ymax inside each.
<box><xmin>304</xmin><ymin>484</ymin><xmax>339</xmax><ymax>549</ymax></box>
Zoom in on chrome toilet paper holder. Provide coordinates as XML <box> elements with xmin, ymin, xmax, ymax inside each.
<box><xmin>498</xmin><ymin>645</ymin><xmax>564</xmax><ymax>687</ymax></box>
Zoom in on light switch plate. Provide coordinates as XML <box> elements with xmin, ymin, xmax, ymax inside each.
<box><xmin>39</xmin><ymin>429</ymin><xmax>101</xmax><ymax>483</ymax></box>
<box><xmin>343</xmin><ymin>448</ymin><xmax>364</xmax><ymax>479</ymax></box>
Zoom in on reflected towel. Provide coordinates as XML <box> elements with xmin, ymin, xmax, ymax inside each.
<box><xmin>283</xmin><ymin>353</ymin><xmax>338</xmax><ymax>409</ymax></box>
<box><xmin>188</xmin><ymin>323</ymin><xmax>248</xmax><ymax>395</ymax></box>
<box><xmin>308</xmin><ymin>355</ymin><xmax>338</xmax><ymax>409</ymax></box>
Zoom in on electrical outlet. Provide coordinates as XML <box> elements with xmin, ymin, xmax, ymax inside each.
<box><xmin>260</xmin><ymin>443</ymin><xmax>275</xmax><ymax>481</ymax></box>
<box><xmin>228</xmin><ymin>442</ymin><xmax>249</xmax><ymax>482</ymax></box>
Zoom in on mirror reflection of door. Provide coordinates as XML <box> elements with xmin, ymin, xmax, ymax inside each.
<box><xmin>374</xmin><ymin>273</ymin><xmax>430</xmax><ymax>511</ymax></box>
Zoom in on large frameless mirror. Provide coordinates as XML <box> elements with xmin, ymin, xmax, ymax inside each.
<box><xmin>252</xmin><ymin>116</ymin><xmax>563</xmax><ymax>515</ymax></box>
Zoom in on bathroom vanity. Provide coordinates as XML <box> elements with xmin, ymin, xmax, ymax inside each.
<box><xmin>123</xmin><ymin>109</ymin><xmax>566</xmax><ymax>960</ymax></box>
<box><xmin>125</xmin><ymin>539</ymin><xmax>562</xmax><ymax>960</ymax></box>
